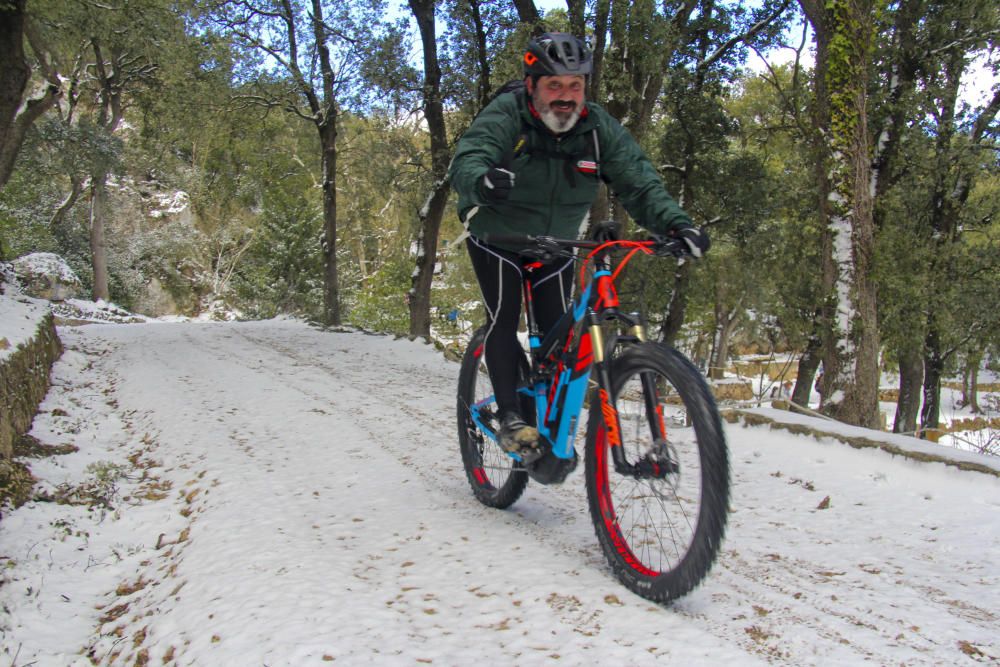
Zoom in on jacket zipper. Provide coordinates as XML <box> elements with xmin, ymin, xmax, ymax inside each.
<box><xmin>547</xmin><ymin>136</ymin><xmax>562</xmax><ymax>236</ymax></box>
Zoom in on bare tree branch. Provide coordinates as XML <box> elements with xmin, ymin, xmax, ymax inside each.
<box><xmin>699</xmin><ymin>0</ymin><xmax>793</xmax><ymax>73</ymax></box>
<box><xmin>971</xmin><ymin>88</ymin><xmax>1000</xmax><ymax>144</ymax></box>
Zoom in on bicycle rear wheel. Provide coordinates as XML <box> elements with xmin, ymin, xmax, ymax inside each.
<box><xmin>585</xmin><ymin>341</ymin><xmax>729</xmax><ymax>603</ymax></box>
<box><xmin>457</xmin><ymin>326</ymin><xmax>529</xmax><ymax>509</ymax></box>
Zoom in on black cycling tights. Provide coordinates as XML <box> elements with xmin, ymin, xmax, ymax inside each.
<box><xmin>467</xmin><ymin>236</ymin><xmax>575</xmax><ymax>419</ymax></box>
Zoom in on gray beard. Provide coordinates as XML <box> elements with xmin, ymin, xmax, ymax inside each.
<box><xmin>537</xmin><ymin>103</ymin><xmax>581</xmax><ymax>133</ymax></box>
<box><xmin>539</xmin><ymin>108</ymin><xmax>581</xmax><ymax>133</ymax></box>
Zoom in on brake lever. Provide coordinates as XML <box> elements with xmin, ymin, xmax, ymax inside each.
<box><xmin>534</xmin><ymin>235</ymin><xmax>563</xmax><ymax>254</ymax></box>
<box><xmin>522</xmin><ymin>235</ymin><xmax>571</xmax><ymax>262</ymax></box>
<box><xmin>649</xmin><ymin>235</ymin><xmax>687</xmax><ymax>258</ymax></box>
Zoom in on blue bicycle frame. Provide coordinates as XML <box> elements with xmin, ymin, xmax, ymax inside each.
<box><xmin>469</xmin><ymin>249</ymin><xmax>628</xmax><ymax>462</ymax></box>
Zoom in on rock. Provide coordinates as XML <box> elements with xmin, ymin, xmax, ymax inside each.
<box><xmin>710</xmin><ymin>380</ymin><xmax>754</xmax><ymax>402</ymax></box>
<box><xmin>11</xmin><ymin>253</ymin><xmax>83</xmax><ymax>302</ymax></box>
<box><xmin>134</xmin><ymin>276</ymin><xmax>182</xmax><ymax>317</ymax></box>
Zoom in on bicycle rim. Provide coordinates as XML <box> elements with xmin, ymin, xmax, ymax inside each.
<box><xmin>586</xmin><ymin>342</ymin><xmax>729</xmax><ymax>603</ymax></box>
<box><xmin>457</xmin><ymin>327</ymin><xmax>528</xmax><ymax>509</ymax></box>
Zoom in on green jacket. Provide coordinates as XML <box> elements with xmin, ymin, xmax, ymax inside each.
<box><xmin>449</xmin><ymin>91</ymin><xmax>692</xmax><ymax>248</ymax></box>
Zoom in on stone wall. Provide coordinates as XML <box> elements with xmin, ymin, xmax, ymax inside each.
<box><xmin>0</xmin><ymin>314</ymin><xmax>63</xmax><ymax>504</ymax></box>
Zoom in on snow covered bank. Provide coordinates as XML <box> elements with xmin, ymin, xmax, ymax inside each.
<box><xmin>729</xmin><ymin>406</ymin><xmax>1000</xmax><ymax>477</ymax></box>
<box><xmin>0</xmin><ymin>290</ymin><xmax>62</xmax><ymax>471</ymax></box>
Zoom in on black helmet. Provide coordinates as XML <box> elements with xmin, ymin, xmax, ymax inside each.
<box><xmin>523</xmin><ymin>33</ymin><xmax>593</xmax><ymax>78</ymax></box>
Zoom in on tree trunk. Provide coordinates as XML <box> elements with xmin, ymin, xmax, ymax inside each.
<box><xmin>86</xmin><ymin>39</ymin><xmax>127</xmax><ymax>308</ymax></box>
<box><xmin>961</xmin><ymin>352</ymin><xmax>982</xmax><ymax>414</ymax></box>
<box><xmin>589</xmin><ymin>0</ymin><xmax>610</xmax><ymax>101</ymax></box>
<box><xmin>0</xmin><ymin>0</ymin><xmax>29</xmax><ymax>189</ymax></box>
<box><xmin>566</xmin><ymin>0</ymin><xmax>586</xmax><ymax>36</ymax></box>
<box><xmin>870</xmin><ymin>2</ymin><xmax>923</xmax><ymax>433</ymax></box>
<box><xmin>586</xmin><ymin>0</ymin><xmax>611</xmax><ymax>228</ymax></box>
<box><xmin>799</xmin><ymin>1</ymin><xmax>838</xmax><ymax>415</ymax></box>
<box><xmin>409</xmin><ymin>186</ymin><xmax>449</xmax><ymax>337</ymax></box>
<box><xmin>0</xmin><ymin>0</ymin><xmax>60</xmax><ymax>189</ymax></box>
<box><xmin>468</xmin><ymin>1</ymin><xmax>491</xmax><ymax>108</ymax></box>
<box><xmin>0</xmin><ymin>0</ymin><xmax>28</xmax><ymax>134</ymax></box>
<box><xmin>51</xmin><ymin>175</ymin><xmax>85</xmax><ymax>240</ymax></box>
<box><xmin>512</xmin><ymin>0</ymin><xmax>542</xmax><ymax>29</ymax></box>
<box><xmin>893</xmin><ymin>346</ymin><xmax>923</xmax><ymax>434</ymax></box>
<box><xmin>708</xmin><ymin>304</ymin><xmax>739</xmax><ymax>381</ymax></box>
<box><xmin>302</xmin><ymin>0</ymin><xmax>342</xmax><ymax>326</ymax></box>
<box><xmin>319</xmin><ymin>119</ymin><xmax>341</xmax><ymax>326</ymax></box>
<box><xmin>659</xmin><ymin>262</ymin><xmax>692</xmax><ymax>346</ymax></box>
<box><xmin>659</xmin><ymin>100</ymin><xmax>698</xmax><ymax>346</ymax></box>
<box><xmin>915</xmin><ymin>53</ymin><xmax>959</xmax><ymax>435</ymax></box>
<box><xmin>585</xmin><ymin>0</ymin><xmax>613</xmax><ymax>225</ymax></box>
<box><xmin>870</xmin><ymin>0</ymin><xmax>922</xmax><ymax>215</ymax></box>
<box><xmin>791</xmin><ymin>333</ymin><xmax>822</xmax><ymax>407</ymax></box>
<box><xmin>408</xmin><ymin>0</ymin><xmax>451</xmax><ymax>339</ymax></box>
<box><xmin>919</xmin><ymin>329</ymin><xmax>943</xmax><ymax>437</ymax></box>
<box><xmin>915</xmin><ymin>43</ymin><xmax>999</xmax><ymax>434</ymax></box>
<box><xmin>89</xmin><ymin>173</ymin><xmax>110</xmax><ymax>302</ymax></box>
<box><xmin>353</xmin><ymin>234</ymin><xmax>368</xmax><ymax>280</ymax></box>
<box><xmin>807</xmin><ymin>0</ymin><xmax>880</xmax><ymax>429</ymax></box>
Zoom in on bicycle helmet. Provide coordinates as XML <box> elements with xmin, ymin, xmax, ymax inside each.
<box><xmin>523</xmin><ymin>33</ymin><xmax>593</xmax><ymax>78</ymax></box>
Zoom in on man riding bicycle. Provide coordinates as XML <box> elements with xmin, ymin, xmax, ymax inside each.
<box><xmin>449</xmin><ymin>32</ymin><xmax>710</xmax><ymax>460</ymax></box>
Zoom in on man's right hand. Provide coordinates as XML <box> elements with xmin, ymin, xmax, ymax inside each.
<box><xmin>481</xmin><ymin>167</ymin><xmax>515</xmax><ymax>202</ymax></box>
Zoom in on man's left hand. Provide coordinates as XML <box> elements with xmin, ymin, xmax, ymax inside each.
<box><xmin>671</xmin><ymin>223</ymin><xmax>710</xmax><ymax>258</ymax></box>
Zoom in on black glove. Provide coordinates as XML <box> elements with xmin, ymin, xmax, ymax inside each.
<box><xmin>591</xmin><ymin>220</ymin><xmax>622</xmax><ymax>243</ymax></box>
<box><xmin>481</xmin><ymin>167</ymin><xmax>515</xmax><ymax>202</ymax></box>
<box><xmin>670</xmin><ymin>223</ymin><xmax>710</xmax><ymax>258</ymax></box>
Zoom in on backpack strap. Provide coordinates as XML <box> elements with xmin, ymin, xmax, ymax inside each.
<box><xmin>582</xmin><ymin>128</ymin><xmax>606</xmax><ymax>182</ymax></box>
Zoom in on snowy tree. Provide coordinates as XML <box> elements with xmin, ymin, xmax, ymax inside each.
<box><xmin>209</xmin><ymin>0</ymin><xmax>390</xmax><ymax>326</ymax></box>
<box><xmin>798</xmin><ymin>0</ymin><xmax>880</xmax><ymax>428</ymax></box>
<box><xmin>0</xmin><ymin>0</ymin><xmax>61</xmax><ymax>190</ymax></box>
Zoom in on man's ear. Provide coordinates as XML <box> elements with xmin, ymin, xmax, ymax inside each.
<box><xmin>524</xmin><ymin>76</ymin><xmax>534</xmax><ymax>95</ymax></box>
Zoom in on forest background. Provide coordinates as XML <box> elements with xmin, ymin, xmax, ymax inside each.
<box><xmin>1</xmin><ymin>0</ymin><xmax>998</xmax><ymax>437</ymax></box>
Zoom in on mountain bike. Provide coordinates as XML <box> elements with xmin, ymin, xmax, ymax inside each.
<box><xmin>456</xmin><ymin>224</ymin><xmax>730</xmax><ymax>603</ymax></box>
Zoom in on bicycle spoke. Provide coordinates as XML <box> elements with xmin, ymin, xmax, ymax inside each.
<box><xmin>586</xmin><ymin>342</ymin><xmax>729</xmax><ymax>603</ymax></box>
<box><xmin>457</xmin><ymin>326</ymin><xmax>529</xmax><ymax>509</ymax></box>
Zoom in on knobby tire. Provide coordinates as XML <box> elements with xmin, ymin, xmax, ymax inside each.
<box><xmin>585</xmin><ymin>341</ymin><xmax>730</xmax><ymax>603</ymax></box>
<box><xmin>457</xmin><ymin>326</ymin><xmax>529</xmax><ymax>509</ymax></box>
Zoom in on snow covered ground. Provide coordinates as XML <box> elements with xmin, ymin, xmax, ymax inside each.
<box><xmin>1</xmin><ymin>318</ymin><xmax>998</xmax><ymax>666</ymax></box>
<box><xmin>0</xmin><ymin>293</ymin><xmax>50</xmax><ymax>362</ymax></box>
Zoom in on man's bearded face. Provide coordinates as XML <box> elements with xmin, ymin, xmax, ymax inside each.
<box><xmin>529</xmin><ymin>75</ymin><xmax>585</xmax><ymax>134</ymax></box>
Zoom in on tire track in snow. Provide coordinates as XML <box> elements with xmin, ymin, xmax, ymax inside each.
<box><xmin>137</xmin><ymin>323</ymin><xmax>753</xmax><ymax>663</ymax></box>
<box><xmin>225</xmin><ymin>325</ymin><xmax>988</xmax><ymax>667</ymax></box>
<box><xmin>73</xmin><ymin>321</ymin><xmax>996</xmax><ymax>667</ymax></box>
<box><xmin>219</xmin><ymin>326</ymin><xmax>610</xmax><ymax>570</ymax></box>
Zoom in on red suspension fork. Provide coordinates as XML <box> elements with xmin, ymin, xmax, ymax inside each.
<box><xmin>588</xmin><ymin>312</ymin><xmax>633</xmax><ymax>474</ymax></box>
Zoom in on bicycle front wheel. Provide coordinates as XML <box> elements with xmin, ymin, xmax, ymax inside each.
<box><xmin>585</xmin><ymin>341</ymin><xmax>729</xmax><ymax>603</ymax></box>
<box><xmin>457</xmin><ymin>326</ymin><xmax>529</xmax><ymax>509</ymax></box>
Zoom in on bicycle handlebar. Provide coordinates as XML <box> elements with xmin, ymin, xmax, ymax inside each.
<box><xmin>477</xmin><ymin>232</ymin><xmax>689</xmax><ymax>259</ymax></box>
